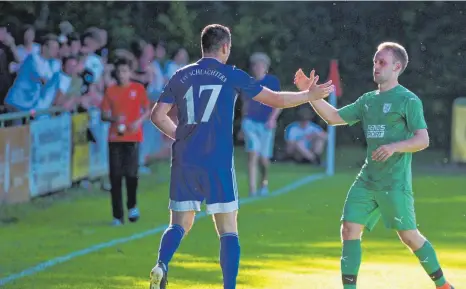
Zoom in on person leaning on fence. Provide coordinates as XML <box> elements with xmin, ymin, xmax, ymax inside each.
<box><xmin>100</xmin><ymin>57</ymin><xmax>150</xmax><ymax>226</ymax></box>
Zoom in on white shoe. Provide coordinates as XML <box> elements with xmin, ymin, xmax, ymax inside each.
<box><xmin>150</xmin><ymin>262</ymin><xmax>167</xmax><ymax>289</ymax></box>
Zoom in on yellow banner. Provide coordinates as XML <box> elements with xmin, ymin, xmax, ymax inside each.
<box><xmin>451</xmin><ymin>97</ymin><xmax>466</xmax><ymax>163</ymax></box>
<box><xmin>72</xmin><ymin>113</ymin><xmax>90</xmax><ymax>181</ymax></box>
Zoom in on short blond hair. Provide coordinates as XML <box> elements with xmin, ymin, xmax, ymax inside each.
<box><xmin>377</xmin><ymin>42</ymin><xmax>409</xmax><ymax>74</ymax></box>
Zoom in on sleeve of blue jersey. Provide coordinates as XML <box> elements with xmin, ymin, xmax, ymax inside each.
<box><xmin>158</xmin><ymin>78</ymin><xmax>176</xmax><ymax>104</ymax></box>
<box><xmin>233</xmin><ymin>67</ymin><xmax>264</xmax><ymax>99</ymax></box>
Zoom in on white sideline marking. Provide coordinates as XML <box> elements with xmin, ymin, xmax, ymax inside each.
<box><xmin>0</xmin><ymin>173</ymin><xmax>326</xmax><ymax>286</ymax></box>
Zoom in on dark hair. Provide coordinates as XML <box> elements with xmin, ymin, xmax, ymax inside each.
<box><xmin>40</xmin><ymin>33</ymin><xmax>58</xmax><ymax>45</ymax></box>
<box><xmin>114</xmin><ymin>57</ymin><xmax>132</xmax><ymax>70</ymax></box>
<box><xmin>69</xmin><ymin>32</ymin><xmax>80</xmax><ymax>42</ymax></box>
<box><xmin>62</xmin><ymin>55</ymin><xmax>78</xmax><ymax>65</ymax></box>
<box><xmin>23</xmin><ymin>24</ymin><xmax>35</xmax><ymax>33</ymax></box>
<box><xmin>201</xmin><ymin>24</ymin><xmax>231</xmax><ymax>54</ymax></box>
<box><xmin>154</xmin><ymin>40</ymin><xmax>166</xmax><ymax>49</ymax></box>
<box><xmin>130</xmin><ymin>39</ymin><xmax>147</xmax><ymax>59</ymax></box>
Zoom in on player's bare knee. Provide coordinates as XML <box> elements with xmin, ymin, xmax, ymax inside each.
<box><xmin>213</xmin><ymin>211</ymin><xmax>238</xmax><ymax>236</ymax></box>
<box><xmin>248</xmin><ymin>152</ymin><xmax>259</xmax><ymax>162</ymax></box>
<box><xmin>259</xmin><ymin>156</ymin><xmax>269</xmax><ymax>168</ymax></box>
<box><xmin>170</xmin><ymin>211</ymin><xmax>196</xmax><ymax>234</ymax></box>
<box><xmin>341</xmin><ymin>222</ymin><xmax>364</xmax><ymax>240</ymax></box>
<box><xmin>397</xmin><ymin>230</ymin><xmax>425</xmax><ymax>251</ymax></box>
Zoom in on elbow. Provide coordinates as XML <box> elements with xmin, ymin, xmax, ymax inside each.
<box><xmin>419</xmin><ymin>130</ymin><xmax>430</xmax><ymax>150</ymax></box>
<box><xmin>150</xmin><ymin>109</ymin><xmax>159</xmax><ymax>126</ymax></box>
<box><xmin>326</xmin><ymin>119</ymin><xmax>338</xmax><ymax>126</ymax></box>
<box><xmin>422</xmin><ymin>136</ymin><xmax>430</xmax><ymax>150</ymax></box>
<box><xmin>326</xmin><ymin>112</ymin><xmax>343</xmax><ymax>126</ymax></box>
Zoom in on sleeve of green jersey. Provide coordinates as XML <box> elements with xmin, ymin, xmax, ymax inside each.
<box><xmin>405</xmin><ymin>96</ymin><xmax>428</xmax><ymax>132</ymax></box>
<box><xmin>337</xmin><ymin>95</ymin><xmax>364</xmax><ymax>126</ymax></box>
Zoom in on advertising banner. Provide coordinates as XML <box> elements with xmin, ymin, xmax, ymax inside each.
<box><xmin>451</xmin><ymin>97</ymin><xmax>466</xmax><ymax>163</ymax></box>
<box><xmin>0</xmin><ymin>125</ymin><xmax>31</xmax><ymax>204</ymax></box>
<box><xmin>88</xmin><ymin>108</ymin><xmax>109</xmax><ymax>178</ymax></box>
<box><xmin>30</xmin><ymin>113</ymin><xmax>72</xmax><ymax>197</ymax></box>
<box><xmin>72</xmin><ymin>113</ymin><xmax>90</xmax><ymax>181</ymax></box>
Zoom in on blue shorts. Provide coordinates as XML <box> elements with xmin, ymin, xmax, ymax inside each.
<box><xmin>242</xmin><ymin>118</ymin><xmax>275</xmax><ymax>159</ymax></box>
<box><xmin>169</xmin><ymin>165</ymin><xmax>239</xmax><ymax>215</ymax></box>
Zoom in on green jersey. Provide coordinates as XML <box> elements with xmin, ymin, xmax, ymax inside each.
<box><xmin>338</xmin><ymin>85</ymin><xmax>427</xmax><ymax>192</ymax></box>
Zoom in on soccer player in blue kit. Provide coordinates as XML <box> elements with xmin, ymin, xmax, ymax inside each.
<box><xmin>149</xmin><ymin>24</ymin><xmax>334</xmax><ymax>289</ymax></box>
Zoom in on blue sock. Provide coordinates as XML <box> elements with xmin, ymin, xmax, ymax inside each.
<box><xmin>220</xmin><ymin>233</ymin><xmax>240</xmax><ymax>289</ymax></box>
<box><xmin>157</xmin><ymin>224</ymin><xmax>185</xmax><ymax>270</ymax></box>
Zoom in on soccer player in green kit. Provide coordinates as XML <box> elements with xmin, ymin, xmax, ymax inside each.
<box><xmin>294</xmin><ymin>42</ymin><xmax>455</xmax><ymax>289</ymax></box>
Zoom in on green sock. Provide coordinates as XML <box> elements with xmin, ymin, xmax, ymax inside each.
<box><xmin>414</xmin><ymin>241</ymin><xmax>447</xmax><ymax>287</ymax></box>
<box><xmin>341</xmin><ymin>239</ymin><xmax>362</xmax><ymax>289</ymax></box>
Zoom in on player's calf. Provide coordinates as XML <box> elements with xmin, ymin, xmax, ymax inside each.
<box><xmin>340</xmin><ymin>222</ymin><xmax>364</xmax><ymax>289</ymax></box>
<box><xmin>214</xmin><ymin>211</ymin><xmax>240</xmax><ymax>289</ymax></box>
<box><xmin>155</xmin><ymin>211</ymin><xmax>194</xmax><ymax>274</ymax></box>
<box><xmin>247</xmin><ymin>152</ymin><xmax>259</xmax><ymax>196</ymax></box>
<box><xmin>258</xmin><ymin>156</ymin><xmax>270</xmax><ymax>196</ymax></box>
<box><xmin>398</xmin><ymin>230</ymin><xmax>454</xmax><ymax>289</ymax></box>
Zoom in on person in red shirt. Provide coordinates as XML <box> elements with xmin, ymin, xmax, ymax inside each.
<box><xmin>101</xmin><ymin>58</ymin><xmax>150</xmax><ymax>226</ymax></box>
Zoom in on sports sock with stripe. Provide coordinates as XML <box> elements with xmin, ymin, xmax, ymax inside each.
<box><xmin>157</xmin><ymin>224</ymin><xmax>185</xmax><ymax>270</ymax></box>
<box><xmin>341</xmin><ymin>239</ymin><xmax>362</xmax><ymax>289</ymax></box>
<box><xmin>414</xmin><ymin>241</ymin><xmax>447</xmax><ymax>287</ymax></box>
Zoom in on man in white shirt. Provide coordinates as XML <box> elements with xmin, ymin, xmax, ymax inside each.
<box><xmin>285</xmin><ymin>107</ymin><xmax>327</xmax><ymax>165</ymax></box>
<box><xmin>4</xmin><ymin>34</ymin><xmax>60</xmax><ymax>112</ymax></box>
<box><xmin>36</xmin><ymin>55</ymin><xmax>78</xmax><ymax>110</ymax></box>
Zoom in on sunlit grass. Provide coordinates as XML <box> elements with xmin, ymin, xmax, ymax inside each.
<box><xmin>1</xmin><ymin>148</ymin><xmax>465</xmax><ymax>288</ymax></box>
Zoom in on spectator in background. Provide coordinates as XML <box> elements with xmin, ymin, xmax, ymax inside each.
<box><xmin>164</xmin><ymin>47</ymin><xmax>188</xmax><ymax>79</ymax></box>
<box><xmin>4</xmin><ymin>34</ymin><xmax>59</xmax><ymax>113</ymax></box>
<box><xmin>130</xmin><ymin>39</ymin><xmax>157</xmax><ymax>174</ymax></box>
<box><xmin>10</xmin><ymin>24</ymin><xmax>41</xmax><ymax>73</ymax></box>
<box><xmin>0</xmin><ymin>38</ymin><xmax>11</xmax><ymax>107</ymax></box>
<box><xmin>100</xmin><ymin>58</ymin><xmax>150</xmax><ymax>226</ymax></box>
<box><xmin>240</xmin><ymin>52</ymin><xmax>281</xmax><ymax>197</ymax></box>
<box><xmin>130</xmin><ymin>39</ymin><xmax>154</xmax><ymax>89</ymax></box>
<box><xmin>50</xmin><ymin>55</ymin><xmax>80</xmax><ymax>110</ymax></box>
<box><xmin>0</xmin><ymin>21</ymin><xmax>19</xmax><ymax>106</ymax></box>
<box><xmin>80</xmin><ymin>27</ymin><xmax>105</xmax><ymax>95</ymax></box>
<box><xmin>58</xmin><ymin>37</ymin><xmax>71</xmax><ymax>59</ymax></box>
<box><xmin>0</xmin><ymin>22</ymin><xmax>20</xmax><ymax>71</ymax></box>
<box><xmin>150</xmin><ymin>41</ymin><xmax>167</xmax><ymax>92</ymax></box>
<box><xmin>68</xmin><ymin>32</ymin><xmax>81</xmax><ymax>56</ymax></box>
<box><xmin>284</xmin><ymin>107</ymin><xmax>327</xmax><ymax>165</ymax></box>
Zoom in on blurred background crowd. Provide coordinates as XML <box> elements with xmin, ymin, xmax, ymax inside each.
<box><xmin>0</xmin><ymin>1</ymin><xmax>464</xmax><ymax>166</ymax></box>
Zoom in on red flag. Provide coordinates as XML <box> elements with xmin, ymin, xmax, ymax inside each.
<box><xmin>328</xmin><ymin>59</ymin><xmax>342</xmax><ymax>97</ymax></box>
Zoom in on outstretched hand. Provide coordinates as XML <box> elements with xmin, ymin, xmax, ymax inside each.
<box><xmin>294</xmin><ymin>68</ymin><xmax>334</xmax><ymax>101</ymax></box>
<box><xmin>294</xmin><ymin>68</ymin><xmax>313</xmax><ymax>92</ymax></box>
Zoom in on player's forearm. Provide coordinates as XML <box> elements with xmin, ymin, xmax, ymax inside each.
<box><xmin>275</xmin><ymin>91</ymin><xmax>313</xmax><ymax>108</ymax></box>
<box><xmin>391</xmin><ymin>132</ymin><xmax>429</xmax><ymax>153</ymax></box>
<box><xmin>151</xmin><ymin>114</ymin><xmax>176</xmax><ymax>140</ymax></box>
<box><xmin>309</xmin><ymin>99</ymin><xmax>346</xmax><ymax>126</ymax></box>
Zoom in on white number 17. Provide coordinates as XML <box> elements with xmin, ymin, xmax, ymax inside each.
<box><xmin>183</xmin><ymin>85</ymin><xmax>222</xmax><ymax>124</ymax></box>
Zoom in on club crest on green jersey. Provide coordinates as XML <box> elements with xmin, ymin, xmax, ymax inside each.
<box><xmin>383</xmin><ymin>103</ymin><xmax>392</xmax><ymax>113</ymax></box>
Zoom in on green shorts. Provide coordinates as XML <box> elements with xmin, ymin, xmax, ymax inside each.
<box><xmin>341</xmin><ymin>185</ymin><xmax>417</xmax><ymax>231</ymax></box>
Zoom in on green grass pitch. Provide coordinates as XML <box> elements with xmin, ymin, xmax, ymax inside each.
<box><xmin>0</xmin><ymin>146</ymin><xmax>465</xmax><ymax>289</ymax></box>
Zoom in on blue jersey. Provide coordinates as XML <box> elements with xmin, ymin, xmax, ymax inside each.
<box><xmin>243</xmin><ymin>74</ymin><xmax>280</xmax><ymax>123</ymax></box>
<box><xmin>158</xmin><ymin>57</ymin><xmax>264</xmax><ymax>168</ymax></box>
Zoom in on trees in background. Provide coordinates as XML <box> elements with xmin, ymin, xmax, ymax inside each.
<box><xmin>2</xmin><ymin>1</ymin><xmax>465</xmax><ymax>149</ymax></box>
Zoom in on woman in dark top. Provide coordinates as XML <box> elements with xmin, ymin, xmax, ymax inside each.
<box><xmin>130</xmin><ymin>39</ymin><xmax>154</xmax><ymax>89</ymax></box>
